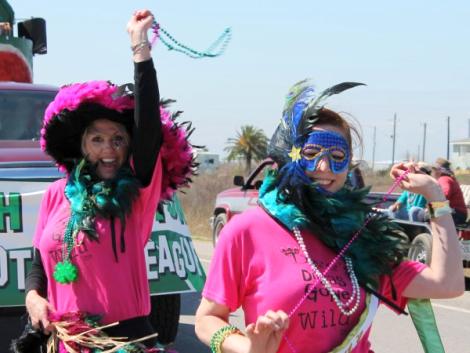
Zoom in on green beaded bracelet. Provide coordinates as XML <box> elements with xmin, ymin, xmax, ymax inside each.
<box><xmin>209</xmin><ymin>325</ymin><xmax>243</xmax><ymax>353</ymax></box>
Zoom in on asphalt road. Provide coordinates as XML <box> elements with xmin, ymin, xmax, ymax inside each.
<box><xmin>172</xmin><ymin>239</ymin><xmax>470</xmax><ymax>353</ymax></box>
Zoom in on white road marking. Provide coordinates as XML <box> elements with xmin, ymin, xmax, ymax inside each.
<box><xmin>433</xmin><ymin>303</ymin><xmax>470</xmax><ymax>315</ymax></box>
<box><xmin>179</xmin><ymin>315</ymin><xmax>195</xmax><ymax>325</ymax></box>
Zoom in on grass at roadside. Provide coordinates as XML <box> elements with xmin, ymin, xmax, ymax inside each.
<box><xmin>179</xmin><ymin>163</ymin><xmax>244</xmax><ymax>241</ymax></box>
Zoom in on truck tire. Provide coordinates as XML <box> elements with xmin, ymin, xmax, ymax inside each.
<box><xmin>408</xmin><ymin>233</ymin><xmax>432</xmax><ymax>265</ymax></box>
<box><xmin>149</xmin><ymin>294</ymin><xmax>180</xmax><ymax>345</ymax></box>
<box><xmin>213</xmin><ymin>213</ymin><xmax>227</xmax><ymax>246</ymax></box>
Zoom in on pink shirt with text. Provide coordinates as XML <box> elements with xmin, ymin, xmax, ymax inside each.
<box><xmin>203</xmin><ymin>206</ymin><xmax>426</xmax><ymax>353</ymax></box>
<box><xmin>34</xmin><ymin>156</ymin><xmax>162</xmax><ymax>324</ymax></box>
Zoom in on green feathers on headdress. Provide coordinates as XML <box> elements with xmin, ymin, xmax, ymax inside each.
<box><xmin>282</xmin><ymin>79</ymin><xmax>313</xmax><ymax>117</ymax></box>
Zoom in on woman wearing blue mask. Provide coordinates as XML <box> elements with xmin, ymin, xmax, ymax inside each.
<box><xmin>195</xmin><ymin>80</ymin><xmax>464</xmax><ymax>353</ymax></box>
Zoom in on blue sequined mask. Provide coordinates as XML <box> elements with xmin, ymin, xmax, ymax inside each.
<box><xmin>299</xmin><ymin>130</ymin><xmax>350</xmax><ymax>174</ymax></box>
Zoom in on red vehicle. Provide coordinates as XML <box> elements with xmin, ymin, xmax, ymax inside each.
<box><xmin>210</xmin><ymin>159</ymin><xmax>274</xmax><ymax>245</ymax></box>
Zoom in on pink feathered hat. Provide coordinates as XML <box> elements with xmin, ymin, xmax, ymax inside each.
<box><xmin>41</xmin><ymin>80</ymin><xmax>195</xmax><ymax>200</ymax></box>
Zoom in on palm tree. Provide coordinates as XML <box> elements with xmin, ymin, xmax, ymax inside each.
<box><xmin>225</xmin><ymin>125</ymin><xmax>268</xmax><ymax>173</ymax></box>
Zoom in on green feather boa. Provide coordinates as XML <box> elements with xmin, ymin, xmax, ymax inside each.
<box><xmin>259</xmin><ymin>169</ymin><xmax>409</xmax><ymax>287</ymax></box>
<box><xmin>65</xmin><ymin>159</ymin><xmax>141</xmax><ymax>241</ymax></box>
<box><xmin>54</xmin><ymin>159</ymin><xmax>141</xmax><ymax>283</ymax></box>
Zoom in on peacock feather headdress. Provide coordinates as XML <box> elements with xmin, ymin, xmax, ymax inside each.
<box><xmin>269</xmin><ymin>80</ymin><xmax>364</xmax><ymax>165</ymax></box>
<box><xmin>260</xmin><ymin>79</ymin><xmax>411</xmax><ymax>286</ymax></box>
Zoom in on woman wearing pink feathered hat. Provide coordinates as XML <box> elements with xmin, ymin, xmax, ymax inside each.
<box><xmin>19</xmin><ymin>9</ymin><xmax>195</xmax><ymax>353</ymax></box>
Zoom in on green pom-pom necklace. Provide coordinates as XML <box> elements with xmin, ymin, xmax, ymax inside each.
<box><xmin>53</xmin><ymin>215</ymin><xmax>79</xmax><ymax>284</ymax></box>
<box><xmin>53</xmin><ymin>260</ymin><xmax>78</xmax><ymax>284</ymax></box>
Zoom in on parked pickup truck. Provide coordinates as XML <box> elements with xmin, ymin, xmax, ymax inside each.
<box><xmin>0</xmin><ymin>82</ymin><xmax>205</xmax><ymax>350</ymax></box>
<box><xmin>210</xmin><ymin>159</ymin><xmax>470</xmax><ymax>278</ymax></box>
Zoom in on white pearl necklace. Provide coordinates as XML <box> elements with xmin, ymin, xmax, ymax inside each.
<box><xmin>292</xmin><ymin>227</ymin><xmax>361</xmax><ymax>316</ymax></box>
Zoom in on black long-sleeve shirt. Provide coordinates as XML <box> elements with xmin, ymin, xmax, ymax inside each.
<box><xmin>132</xmin><ymin>59</ymin><xmax>162</xmax><ymax>186</ymax></box>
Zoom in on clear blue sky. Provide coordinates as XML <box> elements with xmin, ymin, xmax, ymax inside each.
<box><xmin>9</xmin><ymin>0</ymin><xmax>470</xmax><ymax>166</ymax></box>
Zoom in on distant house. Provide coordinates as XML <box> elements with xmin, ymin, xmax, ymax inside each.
<box><xmin>195</xmin><ymin>152</ymin><xmax>220</xmax><ymax>173</ymax></box>
<box><xmin>450</xmin><ymin>138</ymin><xmax>470</xmax><ymax>169</ymax></box>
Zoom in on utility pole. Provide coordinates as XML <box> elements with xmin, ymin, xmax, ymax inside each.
<box><xmin>422</xmin><ymin>122</ymin><xmax>427</xmax><ymax>161</ymax></box>
<box><xmin>391</xmin><ymin>113</ymin><xmax>396</xmax><ymax>165</ymax></box>
<box><xmin>372</xmin><ymin>126</ymin><xmax>376</xmax><ymax>171</ymax></box>
<box><xmin>447</xmin><ymin>116</ymin><xmax>450</xmax><ymax>160</ymax></box>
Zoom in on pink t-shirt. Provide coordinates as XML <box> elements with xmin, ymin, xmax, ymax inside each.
<box><xmin>34</xmin><ymin>156</ymin><xmax>162</xmax><ymax>324</ymax></box>
<box><xmin>203</xmin><ymin>206</ymin><xmax>426</xmax><ymax>353</ymax></box>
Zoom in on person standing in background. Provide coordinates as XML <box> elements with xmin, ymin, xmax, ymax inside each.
<box><xmin>431</xmin><ymin>158</ymin><xmax>467</xmax><ymax>225</ymax></box>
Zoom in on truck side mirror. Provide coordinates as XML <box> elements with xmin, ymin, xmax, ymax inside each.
<box><xmin>233</xmin><ymin>175</ymin><xmax>244</xmax><ymax>187</ymax></box>
<box><xmin>18</xmin><ymin>18</ymin><xmax>47</xmax><ymax>55</ymax></box>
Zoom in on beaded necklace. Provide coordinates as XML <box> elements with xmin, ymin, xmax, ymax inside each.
<box><xmin>150</xmin><ymin>21</ymin><xmax>231</xmax><ymax>58</ymax></box>
<box><xmin>292</xmin><ymin>226</ymin><xmax>361</xmax><ymax>316</ymax></box>
<box><xmin>283</xmin><ymin>170</ymin><xmax>410</xmax><ymax>353</ymax></box>
<box><xmin>53</xmin><ymin>160</ymin><xmax>140</xmax><ymax>284</ymax></box>
<box><xmin>53</xmin><ymin>216</ymin><xmax>79</xmax><ymax>284</ymax></box>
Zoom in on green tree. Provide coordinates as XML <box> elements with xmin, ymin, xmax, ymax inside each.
<box><xmin>225</xmin><ymin>125</ymin><xmax>268</xmax><ymax>173</ymax></box>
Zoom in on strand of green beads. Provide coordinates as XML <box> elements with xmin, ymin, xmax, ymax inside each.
<box><xmin>206</xmin><ymin>28</ymin><xmax>232</xmax><ymax>53</ymax></box>
<box><xmin>157</xmin><ymin>26</ymin><xmax>231</xmax><ymax>58</ymax></box>
<box><xmin>53</xmin><ymin>216</ymin><xmax>79</xmax><ymax>284</ymax></box>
